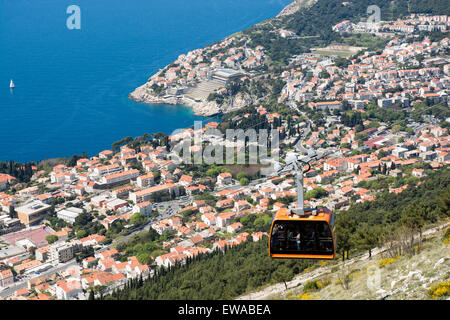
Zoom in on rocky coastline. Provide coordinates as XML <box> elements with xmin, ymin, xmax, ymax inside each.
<box><xmin>276</xmin><ymin>0</ymin><xmax>317</xmax><ymax>18</ymax></box>
<box><xmin>128</xmin><ymin>1</ymin><xmax>303</xmax><ymax>117</ymax></box>
<box><xmin>129</xmin><ymin>84</ymin><xmax>254</xmax><ymax>117</ymax></box>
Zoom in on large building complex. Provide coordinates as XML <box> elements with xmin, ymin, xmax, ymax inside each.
<box><xmin>15</xmin><ymin>201</ymin><xmax>51</xmax><ymax>226</ymax></box>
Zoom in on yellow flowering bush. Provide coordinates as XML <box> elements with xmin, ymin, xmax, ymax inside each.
<box><xmin>349</xmin><ymin>272</ymin><xmax>361</xmax><ymax>280</ymax></box>
<box><xmin>297</xmin><ymin>292</ymin><xmax>318</xmax><ymax>300</ymax></box>
<box><xmin>378</xmin><ymin>256</ymin><xmax>399</xmax><ymax>268</ymax></box>
<box><xmin>317</xmin><ymin>279</ymin><xmax>331</xmax><ymax>288</ymax></box>
<box><xmin>303</xmin><ymin>279</ymin><xmax>330</xmax><ymax>292</ymax></box>
<box><xmin>428</xmin><ymin>281</ymin><xmax>450</xmax><ymax>299</ymax></box>
<box><xmin>442</xmin><ymin>228</ymin><xmax>450</xmax><ymax>245</ymax></box>
<box><xmin>303</xmin><ymin>266</ymin><xmax>314</xmax><ymax>273</ymax></box>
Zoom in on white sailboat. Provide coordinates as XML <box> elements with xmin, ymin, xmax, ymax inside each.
<box><xmin>10</xmin><ymin>79</ymin><xmax>15</xmax><ymax>89</ymax></box>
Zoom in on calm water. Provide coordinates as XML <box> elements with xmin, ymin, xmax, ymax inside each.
<box><xmin>0</xmin><ymin>0</ymin><xmax>290</xmax><ymax>162</ymax></box>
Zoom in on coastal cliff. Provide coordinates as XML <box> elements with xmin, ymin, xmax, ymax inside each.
<box><xmin>129</xmin><ymin>84</ymin><xmax>254</xmax><ymax>116</ymax></box>
<box><xmin>128</xmin><ymin>1</ymin><xmax>306</xmax><ymax>116</ymax></box>
<box><xmin>276</xmin><ymin>0</ymin><xmax>317</xmax><ymax>17</ymax></box>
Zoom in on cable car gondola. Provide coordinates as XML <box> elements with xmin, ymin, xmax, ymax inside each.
<box><xmin>269</xmin><ymin>207</ymin><xmax>336</xmax><ymax>260</ymax></box>
<box><xmin>268</xmin><ymin>122</ymin><xmax>337</xmax><ymax>260</ymax></box>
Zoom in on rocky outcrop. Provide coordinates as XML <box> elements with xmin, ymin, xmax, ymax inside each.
<box><xmin>129</xmin><ymin>84</ymin><xmax>181</xmax><ymax>105</ymax></box>
<box><xmin>276</xmin><ymin>0</ymin><xmax>317</xmax><ymax>18</ymax></box>
<box><xmin>129</xmin><ymin>84</ymin><xmax>254</xmax><ymax>116</ymax></box>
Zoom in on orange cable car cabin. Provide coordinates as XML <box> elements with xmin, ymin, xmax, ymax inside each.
<box><xmin>269</xmin><ymin>207</ymin><xmax>336</xmax><ymax>260</ymax></box>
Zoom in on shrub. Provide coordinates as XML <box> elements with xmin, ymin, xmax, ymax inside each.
<box><xmin>239</xmin><ymin>177</ymin><xmax>249</xmax><ymax>186</ymax></box>
<box><xmin>303</xmin><ymin>280</ymin><xmax>320</xmax><ymax>292</ymax></box>
<box><xmin>428</xmin><ymin>281</ymin><xmax>450</xmax><ymax>299</ymax></box>
<box><xmin>236</xmin><ymin>172</ymin><xmax>247</xmax><ymax>180</ymax></box>
<box><xmin>297</xmin><ymin>292</ymin><xmax>316</xmax><ymax>300</ymax></box>
<box><xmin>442</xmin><ymin>228</ymin><xmax>450</xmax><ymax>245</ymax></box>
<box><xmin>337</xmin><ymin>267</ymin><xmax>352</xmax><ymax>290</ymax></box>
<box><xmin>46</xmin><ymin>234</ymin><xmax>58</xmax><ymax>244</ymax></box>
<box><xmin>303</xmin><ymin>279</ymin><xmax>330</xmax><ymax>292</ymax></box>
<box><xmin>76</xmin><ymin>230</ymin><xmax>87</xmax><ymax>239</ymax></box>
<box><xmin>378</xmin><ymin>256</ymin><xmax>399</xmax><ymax>268</ymax></box>
<box><xmin>316</xmin><ymin>279</ymin><xmax>331</xmax><ymax>289</ymax></box>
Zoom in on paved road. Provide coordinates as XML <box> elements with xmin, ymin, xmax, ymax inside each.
<box><xmin>112</xmin><ymin>197</ymin><xmax>191</xmax><ymax>245</ymax></box>
<box><xmin>0</xmin><ymin>260</ymin><xmax>78</xmax><ymax>298</ymax></box>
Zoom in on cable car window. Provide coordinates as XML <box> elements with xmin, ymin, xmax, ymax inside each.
<box><xmin>270</xmin><ymin>220</ymin><xmax>333</xmax><ymax>256</ymax></box>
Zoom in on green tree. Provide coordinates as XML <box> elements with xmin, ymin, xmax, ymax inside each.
<box><xmin>335</xmin><ymin>212</ymin><xmax>356</xmax><ymax>261</ymax></box>
<box><xmin>438</xmin><ymin>185</ymin><xmax>450</xmax><ymax>216</ymax></box>
<box><xmin>152</xmin><ymin>171</ymin><xmax>161</xmax><ymax>184</ymax></box>
<box><xmin>253</xmin><ymin>217</ymin><xmax>266</xmax><ymax>230</ymax></box>
<box><xmin>130</xmin><ymin>212</ymin><xmax>145</xmax><ymax>226</ymax></box>
<box><xmin>236</xmin><ymin>172</ymin><xmax>247</xmax><ymax>181</ymax></box>
<box><xmin>352</xmin><ymin>224</ymin><xmax>381</xmax><ymax>258</ymax></box>
<box><xmin>305</xmin><ymin>187</ymin><xmax>328</xmax><ymax>200</ymax></box>
<box><xmin>46</xmin><ymin>234</ymin><xmax>58</xmax><ymax>244</ymax></box>
<box><xmin>77</xmin><ymin>229</ymin><xmax>87</xmax><ymax>239</ymax></box>
<box><xmin>137</xmin><ymin>253</ymin><xmax>152</xmax><ymax>265</ymax></box>
<box><xmin>400</xmin><ymin>203</ymin><xmax>425</xmax><ymax>251</ymax></box>
<box><xmin>272</xmin><ymin>264</ymin><xmax>294</xmax><ymax>290</ymax></box>
<box><xmin>239</xmin><ymin>177</ymin><xmax>249</xmax><ymax>186</ymax></box>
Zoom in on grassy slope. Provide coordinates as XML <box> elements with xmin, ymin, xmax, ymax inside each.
<box><xmin>243</xmin><ymin>223</ymin><xmax>450</xmax><ymax>300</ymax></box>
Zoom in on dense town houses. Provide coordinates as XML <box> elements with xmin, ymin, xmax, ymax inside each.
<box><xmin>0</xmin><ymin>12</ymin><xmax>449</xmax><ymax>300</ymax></box>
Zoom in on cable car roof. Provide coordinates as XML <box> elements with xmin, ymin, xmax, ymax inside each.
<box><xmin>274</xmin><ymin>207</ymin><xmax>333</xmax><ymax>223</ymax></box>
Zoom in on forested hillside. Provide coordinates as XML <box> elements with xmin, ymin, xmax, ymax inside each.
<box><xmin>409</xmin><ymin>0</ymin><xmax>450</xmax><ymax>15</ymax></box>
<box><xmin>244</xmin><ymin>0</ymin><xmax>408</xmax><ymax>64</ymax></box>
<box><xmin>335</xmin><ymin>166</ymin><xmax>450</xmax><ymax>260</ymax></box>
<box><xmin>104</xmin><ymin>0</ymin><xmax>450</xmax><ymax>300</ymax></box>
<box><xmin>107</xmin><ymin>166</ymin><xmax>449</xmax><ymax>300</ymax></box>
<box><xmin>108</xmin><ymin>238</ymin><xmax>313</xmax><ymax>300</ymax></box>
<box><xmin>243</xmin><ymin>0</ymin><xmax>449</xmax><ymax>65</ymax></box>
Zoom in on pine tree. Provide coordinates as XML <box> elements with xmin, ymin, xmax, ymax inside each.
<box><xmin>272</xmin><ymin>264</ymin><xmax>293</xmax><ymax>290</ymax></box>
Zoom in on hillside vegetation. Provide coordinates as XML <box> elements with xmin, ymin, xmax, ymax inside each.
<box><xmin>244</xmin><ymin>0</ymin><xmax>450</xmax><ymax>66</ymax></box>
<box><xmin>107</xmin><ymin>166</ymin><xmax>449</xmax><ymax>300</ymax></box>
<box><xmin>105</xmin><ymin>0</ymin><xmax>450</xmax><ymax>300</ymax></box>
<box><xmin>242</xmin><ymin>223</ymin><xmax>450</xmax><ymax>300</ymax></box>
<box><xmin>107</xmin><ymin>238</ymin><xmax>313</xmax><ymax>300</ymax></box>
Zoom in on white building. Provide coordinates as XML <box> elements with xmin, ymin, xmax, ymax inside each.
<box><xmin>100</xmin><ymin>169</ymin><xmax>140</xmax><ymax>185</ymax></box>
<box><xmin>217</xmin><ymin>172</ymin><xmax>232</xmax><ymax>185</ymax></box>
<box><xmin>49</xmin><ymin>241</ymin><xmax>82</xmax><ymax>264</ymax></box>
<box><xmin>56</xmin><ymin>207</ymin><xmax>84</xmax><ymax>223</ymax></box>
<box><xmin>136</xmin><ymin>172</ymin><xmax>155</xmax><ymax>188</ymax></box>
<box><xmin>55</xmin><ymin>278</ymin><xmax>83</xmax><ymax>300</ymax></box>
<box><xmin>132</xmin><ymin>201</ymin><xmax>153</xmax><ymax>216</ymax></box>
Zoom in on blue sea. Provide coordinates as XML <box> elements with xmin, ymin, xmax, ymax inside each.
<box><xmin>0</xmin><ymin>0</ymin><xmax>290</xmax><ymax>162</ymax></box>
